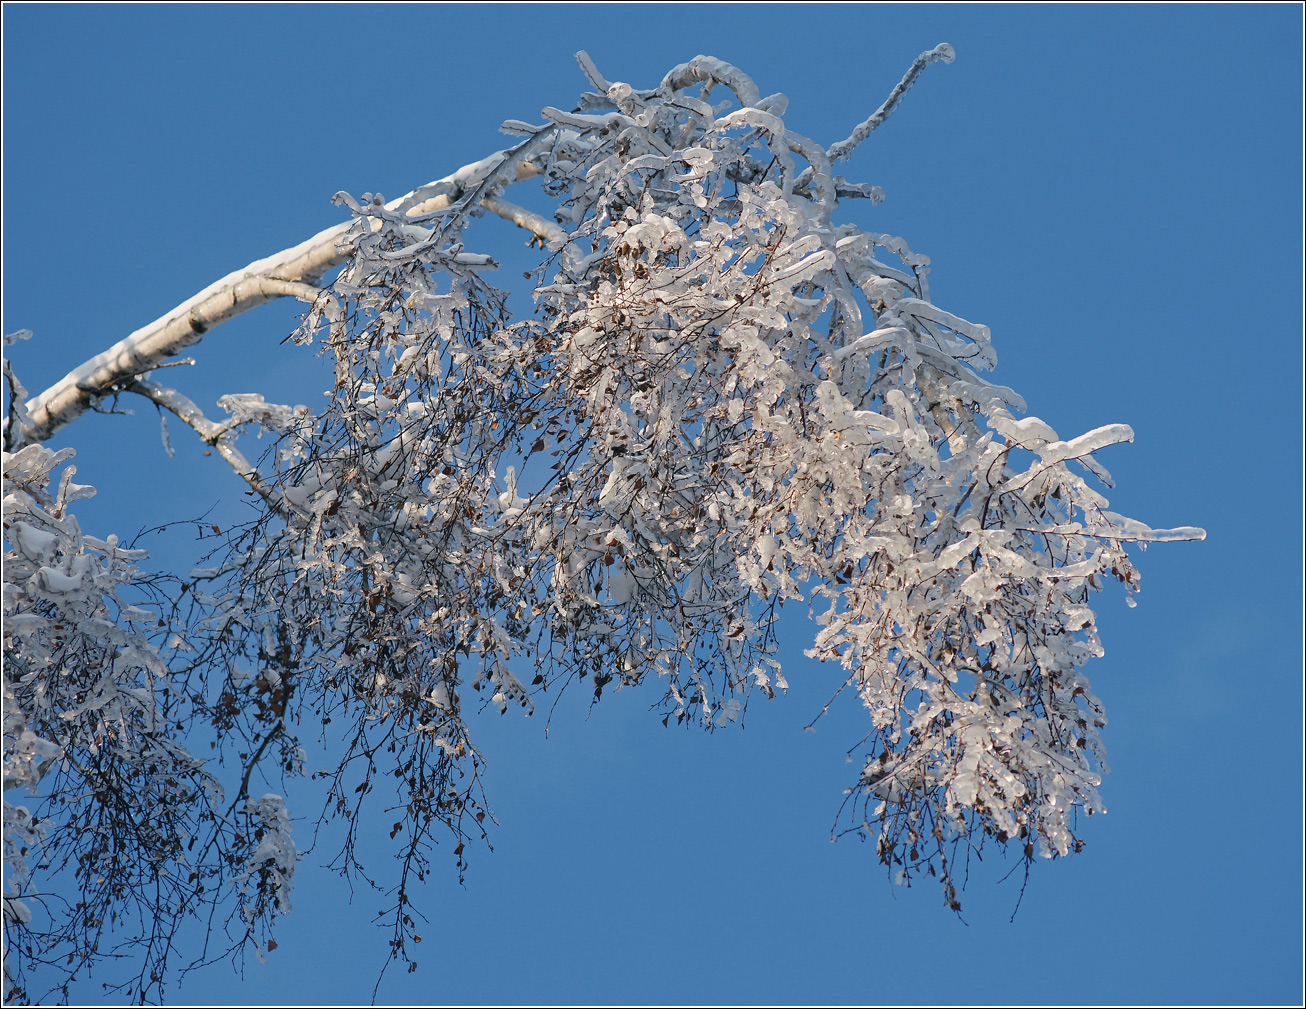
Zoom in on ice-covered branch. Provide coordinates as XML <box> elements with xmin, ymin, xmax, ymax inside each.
<box><xmin>574</xmin><ymin>50</ymin><xmax>612</xmax><ymax>93</ymax></box>
<box><xmin>3</xmin><ymin>442</ymin><xmax>228</xmax><ymax>1001</ymax></box>
<box><xmin>660</xmin><ymin>54</ymin><xmax>761</xmax><ymax>108</ymax></box>
<box><xmin>126</xmin><ymin>379</ymin><xmax>281</xmax><ymax>508</ymax></box>
<box><xmin>23</xmin><ymin>251</ymin><xmax>343</xmax><ymax>446</ymax></box>
<box><xmin>4</xmin><ymin>50</ymin><xmax>1207</xmax><ymax>997</ymax></box>
<box><xmin>21</xmin><ymin>150</ymin><xmax>552</xmax><ymax>446</ymax></box>
<box><xmin>2</xmin><ymin>330</ymin><xmax>34</xmax><ymax>453</ymax></box>
<box><xmin>828</xmin><ymin>42</ymin><xmax>955</xmax><ymax>163</ymax></box>
<box><xmin>480</xmin><ymin>195</ymin><xmax>570</xmax><ymax>249</ymax></box>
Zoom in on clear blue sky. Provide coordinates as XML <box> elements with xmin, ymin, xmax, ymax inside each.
<box><xmin>3</xmin><ymin>4</ymin><xmax>1302</xmax><ymax>1005</ymax></box>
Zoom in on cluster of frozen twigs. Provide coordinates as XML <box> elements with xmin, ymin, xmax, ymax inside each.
<box><xmin>2</xmin><ymin>46</ymin><xmax>1202</xmax><ymax>1000</ymax></box>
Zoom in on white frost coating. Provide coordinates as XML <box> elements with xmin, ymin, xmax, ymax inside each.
<box><xmin>7</xmin><ymin>522</ymin><xmax>58</xmax><ymax>562</ymax></box>
<box><xmin>574</xmin><ymin>50</ymin><xmax>612</xmax><ymax>92</ymax></box>
<box><xmin>1099</xmin><ymin>512</ymin><xmax>1208</xmax><ymax>542</ymax></box>
<box><xmin>988</xmin><ymin>411</ymin><xmax>1060</xmax><ymax>446</ymax></box>
<box><xmin>216</xmin><ymin>393</ymin><xmax>301</xmax><ymax>433</ymax></box>
<box><xmin>999</xmin><ymin>424</ymin><xmax>1135</xmax><ymax>494</ymax></box>
<box><xmin>1044</xmin><ymin>424</ymin><xmax>1135</xmax><ymax>462</ymax></box>
<box><xmin>827</xmin><ymin>42</ymin><xmax>957</xmax><ymax>164</ymax></box>
<box><xmin>3</xmin><ymin>442</ymin><xmax>221</xmax><ymax>998</ymax></box>
<box><xmin>659</xmin><ymin>55</ymin><xmax>761</xmax><ymax>108</ymax></box>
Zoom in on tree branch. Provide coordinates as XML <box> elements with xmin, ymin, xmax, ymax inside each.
<box><xmin>660</xmin><ymin>55</ymin><xmax>761</xmax><ymax>108</ymax></box>
<box><xmin>827</xmin><ymin>43</ymin><xmax>955</xmax><ymax>164</ymax></box>
<box><xmin>480</xmin><ymin>195</ymin><xmax>568</xmax><ymax>248</ymax></box>
<box><xmin>126</xmin><ymin>379</ymin><xmax>282</xmax><ymax>509</ymax></box>
<box><xmin>21</xmin><ymin>150</ymin><xmax>555</xmax><ymax>445</ymax></box>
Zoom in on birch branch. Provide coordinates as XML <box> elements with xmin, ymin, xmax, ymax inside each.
<box><xmin>479</xmin><ymin>196</ymin><xmax>564</xmax><ymax>243</ymax></box>
<box><xmin>787</xmin><ymin>45</ymin><xmax>954</xmax><ymax>204</ymax></box>
<box><xmin>22</xmin><ymin>148</ymin><xmax>558</xmax><ymax>445</ymax></box>
<box><xmin>827</xmin><ymin>43</ymin><xmax>955</xmax><ymax>163</ymax></box>
<box><xmin>574</xmin><ymin>50</ymin><xmax>612</xmax><ymax>93</ymax></box>
<box><xmin>126</xmin><ymin>380</ymin><xmax>281</xmax><ymax>509</ymax></box>
<box><xmin>660</xmin><ymin>55</ymin><xmax>761</xmax><ymax>108</ymax></box>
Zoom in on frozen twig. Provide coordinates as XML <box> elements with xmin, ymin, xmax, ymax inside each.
<box><xmin>828</xmin><ymin>43</ymin><xmax>955</xmax><ymax>163</ymax></box>
<box><xmin>660</xmin><ymin>55</ymin><xmax>761</xmax><ymax>108</ymax></box>
<box><xmin>22</xmin><ymin>151</ymin><xmax>549</xmax><ymax>445</ymax></box>
<box><xmin>126</xmin><ymin>379</ymin><xmax>281</xmax><ymax>509</ymax></box>
<box><xmin>574</xmin><ymin>50</ymin><xmax>612</xmax><ymax>93</ymax></box>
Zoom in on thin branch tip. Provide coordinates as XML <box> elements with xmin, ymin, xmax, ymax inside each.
<box><xmin>575</xmin><ymin>50</ymin><xmax>611</xmax><ymax>92</ymax></box>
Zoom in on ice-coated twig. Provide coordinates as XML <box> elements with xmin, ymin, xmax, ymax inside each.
<box><xmin>3</xmin><ymin>331</ymin><xmax>34</xmax><ymax>451</ymax></box>
<box><xmin>660</xmin><ymin>55</ymin><xmax>761</xmax><ymax>108</ymax></box>
<box><xmin>22</xmin><ymin>150</ymin><xmax>550</xmax><ymax>445</ymax></box>
<box><xmin>574</xmin><ymin>50</ymin><xmax>612</xmax><ymax>92</ymax></box>
<box><xmin>782</xmin><ymin>129</ymin><xmax>835</xmax><ymax>226</ymax></box>
<box><xmin>828</xmin><ymin>43</ymin><xmax>955</xmax><ymax>163</ymax></box>
<box><xmin>434</xmin><ymin>131</ymin><xmax>561</xmax><ymax>242</ymax></box>
<box><xmin>126</xmin><ymin>379</ymin><xmax>281</xmax><ymax>509</ymax></box>
<box><xmin>479</xmin><ymin>196</ymin><xmax>579</xmax><ymax>267</ymax></box>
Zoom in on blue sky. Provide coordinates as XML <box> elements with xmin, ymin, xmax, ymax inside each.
<box><xmin>3</xmin><ymin>4</ymin><xmax>1302</xmax><ymax>1005</ymax></box>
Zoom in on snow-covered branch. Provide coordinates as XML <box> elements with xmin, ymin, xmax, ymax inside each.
<box><xmin>828</xmin><ymin>42</ymin><xmax>956</xmax><ymax>163</ymax></box>
<box><xmin>480</xmin><ymin>195</ymin><xmax>568</xmax><ymax>248</ymax></box>
<box><xmin>3</xmin><ymin>45</ymin><xmax>1206</xmax><ymax>1000</ymax></box>
<box><xmin>2</xmin><ymin>443</ymin><xmax>236</xmax><ymax>1002</ymax></box>
<box><xmin>19</xmin><ymin>152</ymin><xmax>554</xmax><ymax>447</ymax></box>
<box><xmin>126</xmin><ymin>379</ymin><xmax>281</xmax><ymax>506</ymax></box>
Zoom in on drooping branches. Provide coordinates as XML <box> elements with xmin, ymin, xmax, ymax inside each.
<box><xmin>0</xmin><ymin>444</ymin><xmax>285</xmax><ymax>1003</ymax></box>
<box><xmin>2</xmin><ymin>44</ymin><xmax>1204</xmax><ymax>1002</ymax></box>
<box><xmin>204</xmin><ymin>44</ymin><xmax>1202</xmax><ymax>917</ymax></box>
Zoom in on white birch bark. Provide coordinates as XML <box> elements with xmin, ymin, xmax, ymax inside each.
<box><xmin>19</xmin><ymin>156</ymin><xmax>554</xmax><ymax>445</ymax></box>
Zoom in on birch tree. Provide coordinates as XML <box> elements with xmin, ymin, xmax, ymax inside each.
<box><xmin>1</xmin><ymin>45</ymin><xmax>1204</xmax><ymax>1003</ymax></box>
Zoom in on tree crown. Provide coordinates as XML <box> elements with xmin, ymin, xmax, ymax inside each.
<box><xmin>1</xmin><ymin>46</ymin><xmax>1202</xmax><ymax>1003</ymax></box>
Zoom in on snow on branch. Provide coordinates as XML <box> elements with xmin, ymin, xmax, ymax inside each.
<box><xmin>1</xmin><ymin>443</ymin><xmax>244</xmax><ymax>1001</ymax></box>
<box><xmin>3</xmin><ymin>46</ymin><xmax>1206</xmax><ymax>997</ymax></box>
<box><xmin>177</xmin><ymin>47</ymin><xmax>1199</xmax><ymax>933</ymax></box>
<box><xmin>126</xmin><ymin>379</ymin><xmax>285</xmax><ymax>507</ymax></box>
<box><xmin>20</xmin><ymin>150</ymin><xmax>557</xmax><ymax>447</ymax></box>
<box><xmin>828</xmin><ymin>42</ymin><xmax>956</xmax><ymax>163</ymax></box>
<box><xmin>660</xmin><ymin>54</ymin><xmax>761</xmax><ymax>108</ymax></box>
